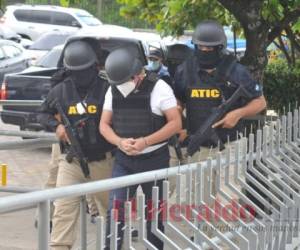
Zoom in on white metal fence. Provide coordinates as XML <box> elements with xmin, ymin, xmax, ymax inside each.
<box><xmin>0</xmin><ymin>105</ymin><xmax>300</xmax><ymax>249</ymax></box>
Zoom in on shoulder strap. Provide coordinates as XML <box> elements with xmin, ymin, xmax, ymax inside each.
<box><xmin>89</xmin><ymin>76</ymin><xmax>108</xmax><ymax>100</ymax></box>
<box><xmin>51</xmin><ymin>68</ymin><xmax>70</xmax><ymax>87</ymax></box>
<box><xmin>184</xmin><ymin>55</ymin><xmax>198</xmax><ymax>87</ymax></box>
<box><xmin>61</xmin><ymin>77</ymin><xmax>76</xmax><ymax>101</ymax></box>
<box><xmin>215</xmin><ymin>55</ymin><xmax>237</xmax><ymax>82</ymax></box>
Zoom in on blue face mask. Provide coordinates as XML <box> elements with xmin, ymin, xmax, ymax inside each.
<box><xmin>146</xmin><ymin>60</ymin><xmax>161</xmax><ymax>71</ymax></box>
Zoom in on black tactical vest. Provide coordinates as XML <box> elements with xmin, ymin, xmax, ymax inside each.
<box><xmin>60</xmin><ymin>76</ymin><xmax>114</xmax><ymax>161</ymax></box>
<box><xmin>111</xmin><ymin>75</ymin><xmax>166</xmax><ymax>139</ymax></box>
<box><xmin>185</xmin><ymin>55</ymin><xmax>244</xmax><ymax>144</ymax></box>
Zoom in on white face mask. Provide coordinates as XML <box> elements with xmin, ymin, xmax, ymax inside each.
<box><xmin>146</xmin><ymin>60</ymin><xmax>161</xmax><ymax>71</ymax></box>
<box><xmin>116</xmin><ymin>80</ymin><xmax>136</xmax><ymax>97</ymax></box>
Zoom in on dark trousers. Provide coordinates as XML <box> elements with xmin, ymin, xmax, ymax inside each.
<box><xmin>105</xmin><ymin>145</ymin><xmax>169</xmax><ymax>250</ymax></box>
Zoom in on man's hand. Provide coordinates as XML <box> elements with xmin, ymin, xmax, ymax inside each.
<box><xmin>56</xmin><ymin>124</ymin><xmax>69</xmax><ymax>142</ymax></box>
<box><xmin>212</xmin><ymin>110</ymin><xmax>242</xmax><ymax>129</ymax></box>
<box><xmin>129</xmin><ymin>137</ymin><xmax>148</xmax><ymax>155</ymax></box>
<box><xmin>118</xmin><ymin>138</ymin><xmax>135</xmax><ymax>154</ymax></box>
<box><xmin>178</xmin><ymin>129</ymin><xmax>188</xmax><ymax>143</ymax></box>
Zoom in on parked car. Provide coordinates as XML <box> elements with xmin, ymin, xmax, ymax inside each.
<box><xmin>26</xmin><ymin>31</ymin><xmax>73</xmax><ymax>64</ymax></box>
<box><xmin>76</xmin><ymin>24</ymin><xmax>134</xmax><ymax>38</ymax></box>
<box><xmin>0</xmin><ymin>24</ymin><xmax>32</xmax><ymax>48</ymax></box>
<box><xmin>22</xmin><ymin>44</ymin><xmax>63</xmax><ymax>73</ymax></box>
<box><xmin>0</xmin><ymin>31</ymin><xmax>147</xmax><ymax>131</ymax></box>
<box><xmin>0</xmin><ymin>39</ymin><xmax>30</xmax><ymax>82</ymax></box>
<box><xmin>1</xmin><ymin>4</ymin><xmax>103</xmax><ymax>41</ymax></box>
<box><xmin>0</xmin><ymin>24</ymin><xmax>21</xmax><ymax>43</ymax></box>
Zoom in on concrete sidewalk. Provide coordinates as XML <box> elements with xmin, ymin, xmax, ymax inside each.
<box><xmin>0</xmin><ymin>120</ymin><xmax>145</xmax><ymax>250</ymax></box>
<box><xmin>0</xmin><ymin>197</ymin><xmax>108</xmax><ymax>250</ymax></box>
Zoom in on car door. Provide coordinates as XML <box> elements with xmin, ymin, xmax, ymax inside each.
<box><xmin>29</xmin><ymin>10</ymin><xmax>55</xmax><ymax>40</ymax></box>
<box><xmin>13</xmin><ymin>9</ymin><xmax>41</xmax><ymax>41</ymax></box>
<box><xmin>14</xmin><ymin>9</ymin><xmax>54</xmax><ymax>41</ymax></box>
<box><xmin>2</xmin><ymin>44</ymin><xmax>28</xmax><ymax>76</ymax></box>
<box><xmin>51</xmin><ymin>12</ymin><xmax>81</xmax><ymax>33</ymax></box>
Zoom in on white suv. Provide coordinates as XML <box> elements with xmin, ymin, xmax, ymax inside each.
<box><xmin>2</xmin><ymin>5</ymin><xmax>103</xmax><ymax>41</ymax></box>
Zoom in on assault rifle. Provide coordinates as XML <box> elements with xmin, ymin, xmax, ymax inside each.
<box><xmin>54</xmin><ymin>100</ymin><xmax>90</xmax><ymax>178</ymax></box>
<box><xmin>187</xmin><ymin>85</ymin><xmax>252</xmax><ymax>156</ymax></box>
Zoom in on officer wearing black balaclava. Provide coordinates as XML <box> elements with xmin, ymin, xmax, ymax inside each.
<box><xmin>39</xmin><ymin>40</ymin><xmax>115</xmax><ymax>250</ymax></box>
<box><xmin>63</xmin><ymin>41</ymin><xmax>99</xmax><ymax>97</ymax></box>
<box><xmin>173</xmin><ymin>20</ymin><xmax>266</xmax><ymax>223</ymax></box>
<box><xmin>192</xmin><ymin>21</ymin><xmax>227</xmax><ymax>70</ymax></box>
<box><xmin>174</xmin><ymin>20</ymin><xmax>266</xmax><ymax>146</ymax></box>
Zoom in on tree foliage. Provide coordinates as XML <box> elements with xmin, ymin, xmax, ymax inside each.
<box><xmin>118</xmin><ymin>0</ymin><xmax>300</xmax><ymax>81</ymax></box>
<box><xmin>263</xmin><ymin>59</ymin><xmax>300</xmax><ymax>111</ymax></box>
<box><xmin>118</xmin><ymin>0</ymin><xmax>232</xmax><ymax>35</ymax></box>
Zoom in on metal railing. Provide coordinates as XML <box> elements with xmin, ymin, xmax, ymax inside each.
<box><xmin>0</xmin><ymin>100</ymin><xmax>43</xmax><ymax>106</ymax></box>
<box><xmin>0</xmin><ymin>107</ymin><xmax>300</xmax><ymax>249</ymax></box>
<box><xmin>0</xmin><ymin>129</ymin><xmax>57</xmax><ymax>150</ymax></box>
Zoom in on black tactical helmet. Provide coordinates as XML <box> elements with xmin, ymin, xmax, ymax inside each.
<box><xmin>63</xmin><ymin>40</ymin><xmax>98</xmax><ymax>71</ymax></box>
<box><xmin>105</xmin><ymin>48</ymin><xmax>143</xmax><ymax>85</ymax></box>
<box><xmin>192</xmin><ymin>20</ymin><xmax>227</xmax><ymax>48</ymax></box>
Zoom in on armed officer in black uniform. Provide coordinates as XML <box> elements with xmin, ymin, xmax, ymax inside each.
<box><xmin>174</xmin><ymin>20</ymin><xmax>266</xmax><ymax>206</ymax></box>
<box><xmin>100</xmin><ymin>47</ymin><xmax>181</xmax><ymax>250</ymax></box>
<box><xmin>40</xmin><ymin>40</ymin><xmax>115</xmax><ymax>250</ymax></box>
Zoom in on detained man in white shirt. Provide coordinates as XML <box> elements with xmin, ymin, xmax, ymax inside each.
<box><xmin>100</xmin><ymin>47</ymin><xmax>181</xmax><ymax>250</ymax></box>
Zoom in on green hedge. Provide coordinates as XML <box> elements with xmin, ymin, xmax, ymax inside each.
<box><xmin>263</xmin><ymin>59</ymin><xmax>300</xmax><ymax>111</ymax></box>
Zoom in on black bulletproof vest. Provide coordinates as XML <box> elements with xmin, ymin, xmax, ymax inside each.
<box><xmin>112</xmin><ymin>76</ymin><xmax>166</xmax><ymax>139</ymax></box>
<box><xmin>185</xmin><ymin>55</ymin><xmax>244</xmax><ymax>144</ymax></box>
<box><xmin>60</xmin><ymin>76</ymin><xmax>114</xmax><ymax>161</ymax></box>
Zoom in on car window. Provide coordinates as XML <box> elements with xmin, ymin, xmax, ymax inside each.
<box><xmin>14</xmin><ymin>9</ymin><xmax>33</xmax><ymax>22</ymax></box>
<box><xmin>36</xmin><ymin>47</ymin><xmax>62</xmax><ymax>67</ymax></box>
<box><xmin>52</xmin><ymin>12</ymin><xmax>80</xmax><ymax>27</ymax></box>
<box><xmin>75</xmin><ymin>13</ymin><xmax>101</xmax><ymax>26</ymax></box>
<box><xmin>31</xmin><ymin>10</ymin><xmax>52</xmax><ymax>24</ymax></box>
<box><xmin>14</xmin><ymin>9</ymin><xmax>52</xmax><ymax>24</ymax></box>
<box><xmin>2</xmin><ymin>45</ymin><xmax>22</xmax><ymax>58</ymax></box>
<box><xmin>29</xmin><ymin>33</ymin><xmax>71</xmax><ymax>50</ymax></box>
